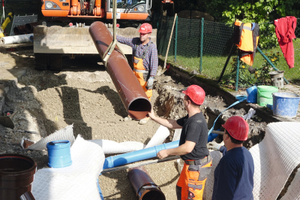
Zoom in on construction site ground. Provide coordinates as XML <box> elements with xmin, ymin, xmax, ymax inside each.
<box><xmin>1</xmin><ymin>44</ymin><xmax>300</xmax><ymax>199</ymax></box>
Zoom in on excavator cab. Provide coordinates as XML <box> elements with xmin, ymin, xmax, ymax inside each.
<box><xmin>106</xmin><ymin>0</ymin><xmax>152</xmax><ymax>20</ymax></box>
<box><xmin>41</xmin><ymin>0</ymin><xmax>152</xmax><ymax>20</ymax></box>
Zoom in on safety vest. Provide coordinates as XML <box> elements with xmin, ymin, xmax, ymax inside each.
<box><xmin>133</xmin><ymin>42</ymin><xmax>153</xmax><ymax>100</ymax></box>
<box><xmin>233</xmin><ymin>20</ymin><xmax>259</xmax><ymax>66</ymax></box>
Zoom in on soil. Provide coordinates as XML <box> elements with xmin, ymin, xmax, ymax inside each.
<box><xmin>0</xmin><ymin>47</ymin><xmax>268</xmax><ymax>199</ymax></box>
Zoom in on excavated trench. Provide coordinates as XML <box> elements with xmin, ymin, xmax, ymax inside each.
<box><xmin>0</xmin><ymin>49</ymin><xmax>285</xmax><ymax>199</ymax></box>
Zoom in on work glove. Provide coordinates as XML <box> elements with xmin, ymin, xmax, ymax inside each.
<box><xmin>146</xmin><ymin>76</ymin><xmax>154</xmax><ymax>90</ymax></box>
<box><xmin>207</xmin><ymin>141</ymin><xmax>223</xmax><ymax>151</ymax></box>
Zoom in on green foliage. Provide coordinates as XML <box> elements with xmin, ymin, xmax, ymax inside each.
<box><xmin>221</xmin><ymin>58</ymin><xmax>257</xmax><ymax>88</ymax></box>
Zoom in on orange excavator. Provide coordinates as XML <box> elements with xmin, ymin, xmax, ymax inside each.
<box><xmin>34</xmin><ymin>0</ymin><xmax>173</xmax><ymax>70</ymax></box>
<box><xmin>41</xmin><ymin>0</ymin><xmax>152</xmax><ymax>20</ymax></box>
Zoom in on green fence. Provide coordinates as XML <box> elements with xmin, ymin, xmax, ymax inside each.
<box><xmin>157</xmin><ymin>15</ymin><xmax>300</xmax><ymax>89</ymax></box>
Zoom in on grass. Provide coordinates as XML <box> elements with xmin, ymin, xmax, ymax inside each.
<box><xmin>165</xmin><ymin>39</ymin><xmax>300</xmax><ymax>86</ymax></box>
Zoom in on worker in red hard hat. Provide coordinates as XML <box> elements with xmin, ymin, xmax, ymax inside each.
<box><xmin>148</xmin><ymin>84</ymin><xmax>212</xmax><ymax>200</ymax></box>
<box><xmin>116</xmin><ymin>23</ymin><xmax>158</xmax><ymax>125</ymax></box>
<box><xmin>212</xmin><ymin>116</ymin><xmax>254</xmax><ymax>200</ymax></box>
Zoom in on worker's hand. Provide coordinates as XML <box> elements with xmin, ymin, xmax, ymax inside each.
<box><xmin>157</xmin><ymin>149</ymin><xmax>169</xmax><ymax>159</ymax></box>
<box><xmin>146</xmin><ymin>76</ymin><xmax>154</xmax><ymax>90</ymax></box>
<box><xmin>207</xmin><ymin>141</ymin><xmax>223</xmax><ymax>151</ymax></box>
<box><xmin>148</xmin><ymin>108</ymin><xmax>155</xmax><ymax>119</ymax></box>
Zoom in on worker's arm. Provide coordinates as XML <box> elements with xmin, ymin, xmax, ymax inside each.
<box><xmin>116</xmin><ymin>35</ymin><xmax>136</xmax><ymax>48</ymax></box>
<box><xmin>157</xmin><ymin>140</ymin><xmax>196</xmax><ymax>159</ymax></box>
<box><xmin>147</xmin><ymin>44</ymin><xmax>158</xmax><ymax>77</ymax></box>
<box><xmin>148</xmin><ymin>108</ymin><xmax>182</xmax><ymax>129</ymax></box>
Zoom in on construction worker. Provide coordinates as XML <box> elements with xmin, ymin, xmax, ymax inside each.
<box><xmin>148</xmin><ymin>84</ymin><xmax>212</xmax><ymax>200</ymax></box>
<box><xmin>212</xmin><ymin>116</ymin><xmax>254</xmax><ymax>200</ymax></box>
<box><xmin>116</xmin><ymin>23</ymin><xmax>158</xmax><ymax>125</ymax></box>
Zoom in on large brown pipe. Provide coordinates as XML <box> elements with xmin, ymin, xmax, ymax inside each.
<box><xmin>128</xmin><ymin>166</ymin><xmax>165</xmax><ymax>200</ymax></box>
<box><xmin>89</xmin><ymin>21</ymin><xmax>151</xmax><ymax>120</ymax></box>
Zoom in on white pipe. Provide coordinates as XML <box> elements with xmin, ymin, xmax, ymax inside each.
<box><xmin>173</xmin><ymin>129</ymin><xmax>182</xmax><ymax>141</ymax></box>
<box><xmin>144</xmin><ymin>125</ymin><xmax>170</xmax><ymax>148</ymax></box>
<box><xmin>89</xmin><ymin>139</ymin><xmax>144</xmax><ymax>154</ymax></box>
<box><xmin>0</xmin><ymin>33</ymin><xmax>33</xmax><ymax>44</ymax></box>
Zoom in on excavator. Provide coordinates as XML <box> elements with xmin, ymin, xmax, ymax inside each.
<box><xmin>34</xmin><ymin>0</ymin><xmax>174</xmax><ymax>70</ymax></box>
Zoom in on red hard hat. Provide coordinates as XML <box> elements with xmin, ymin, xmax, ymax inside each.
<box><xmin>139</xmin><ymin>23</ymin><xmax>152</xmax><ymax>34</ymax></box>
<box><xmin>182</xmin><ymin>85</ymin><xmax>205</xmax><ymax>105</ymax></box>
<box><xmin>222</xmin><ymin>116</ymin><xmax>249</xmax><ymax>141</ymax></box>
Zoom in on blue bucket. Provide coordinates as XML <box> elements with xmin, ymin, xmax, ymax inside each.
<box><xmin>246</xmin><ymin>85</ymin><xmax>257</xmax><ymax>103</ymax></box>
<box><xmin>272</xmin><ymin>92</ymin><xmax>300</xmax><ymax>118</ymax></box>
<box><xmin>47</xmin><ymin>140</ymin><xmax>72</xmax><ymax>168</ymax></box>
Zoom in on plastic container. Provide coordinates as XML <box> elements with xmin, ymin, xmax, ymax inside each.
<box><xmin>47</xmin><ymin>140</ymin><xmax>72</xmax><ymax>168</ymax></box>
<box><xmin>272</xmin><ymin>92</ymin><xmax>300</xmax><ymax>118</ymax></box>
<box><xmin>257</xmin><ymin>85</ymin><xmax>278</xmax><ymax>107</ymax></box>
<box><xmin>269</xmin><ymin>71</ymin><xmax>284</xmax><ymax>89</ymax></box>
<box><xmin>0</xmin><ymin>154</ymin><xmax>37</xmax><ymax>200</ymax></box>
<box><xmin>246</xmin><ymin>85</ymin><xmax>257</xmax><ymax>103</ymax></box>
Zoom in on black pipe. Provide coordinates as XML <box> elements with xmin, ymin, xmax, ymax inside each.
<box><xmin>128</xmin><ymin>166</ymin><xmax>165</xmax><ymax>200</ymax></box>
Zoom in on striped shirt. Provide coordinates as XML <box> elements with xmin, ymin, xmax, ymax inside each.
<box><xmin>116</xmin><ymin>35</ymin><xmax>158</xmax><ymax>77</ymax></box>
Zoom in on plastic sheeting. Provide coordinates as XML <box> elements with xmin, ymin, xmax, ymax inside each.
<box><xmin>22</xmin><ymin>124</ymin><xmax>75</xmax><ymax>151</ymax></box>
<box><xmin>203</xmin><ymin>122</ymin><xmax>300</xmax><ymax>200</ymax></box>
<box><xmin>32</xmin><ymin>134</ymin><xmax>105</xmax><ymax>200</ymax></box>
<box><xmin>89</xmin><ymin>125</ymin><xmax>170</xmax><ymax>154</ymax></box>
<box><xmin>251</xmin><ymin>122</ymin><xmax>300</xmax><ymax>199</ymax></box>
<box><xmin>281</xmin><ymin>168</ymin><xmax>300</xmax><ymax>200</ymax></box>
<box><xmin>0</xmin><ymin>33</ymin><xmax>33</xmax><ymax>44</ymax></box>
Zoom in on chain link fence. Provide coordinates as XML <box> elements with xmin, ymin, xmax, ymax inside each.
<box><xmin>157</xmin><ymin>15</ymin><xmax>300</xmax><ymax>88</ymax></box>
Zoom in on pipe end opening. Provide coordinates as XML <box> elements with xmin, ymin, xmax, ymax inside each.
<box><xmin>128</xmin><ymin>98</ymin><xmax>151</xmax><ymax>120</ymax></box>
<box><xmin>141</xmin><ymin>190</ymin><xmax>166</xmax><ymax>200</ymax></box>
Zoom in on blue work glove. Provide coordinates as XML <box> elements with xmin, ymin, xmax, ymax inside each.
<box><xmin>146</xmin><ymin>76</ymin><xmax>154</xmax><ymax>90</ymax></box>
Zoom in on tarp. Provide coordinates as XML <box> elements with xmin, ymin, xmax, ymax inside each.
<box><xmin>32</xmin><ymin>134</ymin><xmax>105</xmax><ymax>200</ymax></box>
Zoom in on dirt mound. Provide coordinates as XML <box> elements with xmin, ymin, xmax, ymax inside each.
<box><xmin>0</xmin><ymin>48</ymin><xmax>267</xmax><ymax>199</ymax></box>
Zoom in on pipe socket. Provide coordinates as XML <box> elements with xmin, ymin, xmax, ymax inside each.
<box><xmin>128</xmin><ymin>166</ymin><xmax>165</xmax><ymax>200</ymax></box>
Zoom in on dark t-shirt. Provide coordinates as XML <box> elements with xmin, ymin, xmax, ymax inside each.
<box><xmin>212</xmin><ymin>147</ymin><xmax>254</xmax><ymax>200</ymax></box>
<box><xmin>176</xmin><ymin>112</ymin><xmax>209</xmax><ymax>160</ymax></box>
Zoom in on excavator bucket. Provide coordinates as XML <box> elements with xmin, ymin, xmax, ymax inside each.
<box><xmin>33</xmin><ymin>24</ymin><xmax>157</xmax><ymax>70</ymax></box>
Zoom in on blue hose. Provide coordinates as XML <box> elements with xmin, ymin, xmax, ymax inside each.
<box><xmin>207</xmin><ymin>95</ymin><xmax>247</xmax><ymax>137</ymax></box>
<box><xmin>97</xmin><ymin>178</ymin><xmax>104</xmax><ymax>200</ymax></box>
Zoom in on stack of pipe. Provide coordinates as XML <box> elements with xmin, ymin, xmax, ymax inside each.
<box><xmin>13</xmin><ymin>22</ymin><xmax>38</xmax><ymax>35</ymax></box>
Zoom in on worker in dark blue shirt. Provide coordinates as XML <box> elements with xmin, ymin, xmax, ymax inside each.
<box><xmin>212</xmin><ymin>116</ymin><xmax>254</xmax><ymax>200</ymax></box>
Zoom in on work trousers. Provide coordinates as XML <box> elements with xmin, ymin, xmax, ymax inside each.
<box><xmin>176</xmin><ymin>156</ymin><xmax>212</xmax><ymax>200</ymax></box>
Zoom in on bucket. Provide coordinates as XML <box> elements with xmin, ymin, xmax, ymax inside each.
<box><xmin>0</xmin><ymin>154</ymin><xmax>37</xmax><ymax>200</ymax></box>
<box><xmin>246</xmin><ymin>85</ymin><xmax>257</xmax><ymax>103</ymax></box>
<box><xmin>272</xmin><ymin>92</ymin><xmax>300</xmax><ymax>118</ymax></box>
<box><xmin>257</xmin><ymin>85</ymin><xmax>278</xmax><ymax>107</ymax></box>
<box><xmin>47</xmin><ymin>140</ymin><xmax>72</xmax><ymax>168</ymax></box>
<box><xmin>269</xmin><ymin>71</ymin><xmax>284</xmax><ymax>89</ymax></box>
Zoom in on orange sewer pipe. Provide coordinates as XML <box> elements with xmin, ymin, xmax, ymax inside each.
<box><xmin>89</xmin><ymin>21</ymin><xmax>151</xmax><ymax>120</ymax></box>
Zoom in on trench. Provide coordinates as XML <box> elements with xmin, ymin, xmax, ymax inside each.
<box><xmin>0</xmin><ymin>49</ymin><xmax>296</xmax><ymax>199</ymax></box>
